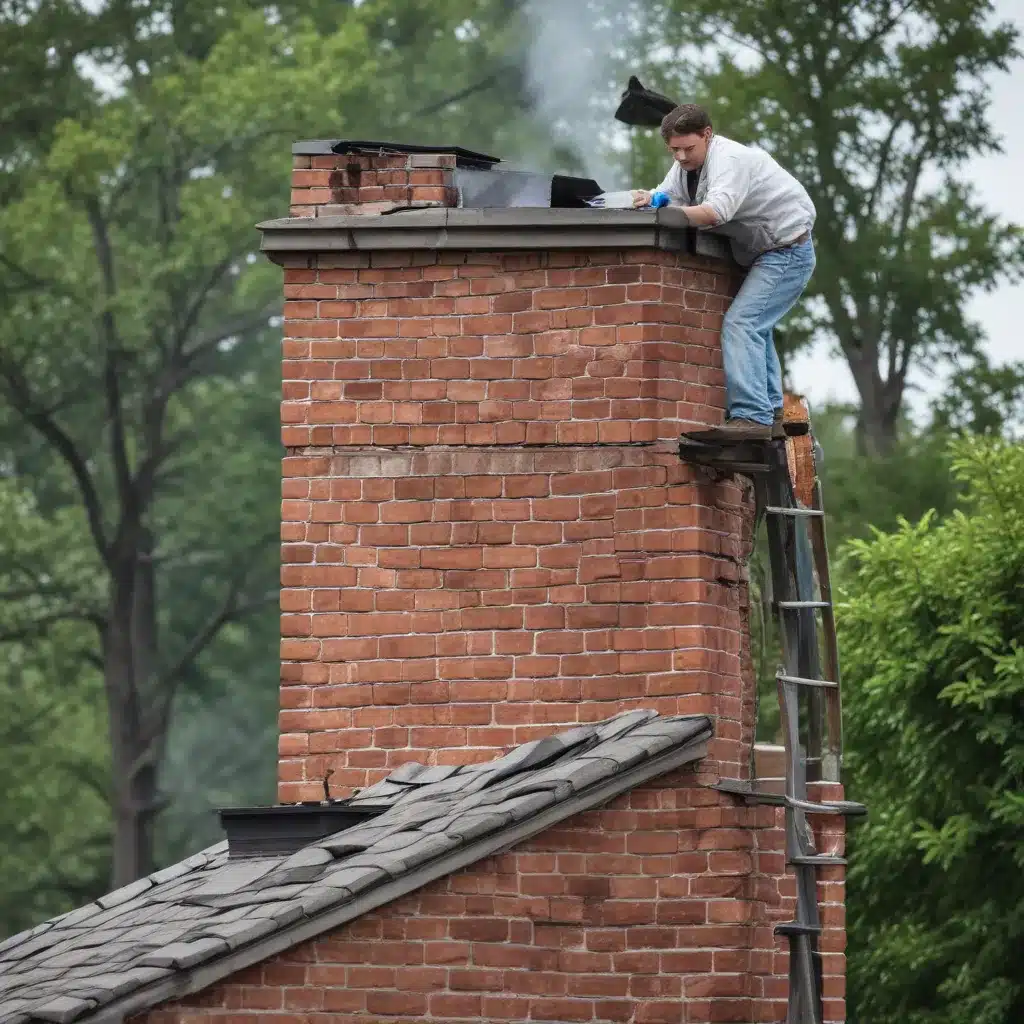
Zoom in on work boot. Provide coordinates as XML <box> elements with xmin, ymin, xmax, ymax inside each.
<box><xmin>685</xmin><ymin>418</ymin><xmax>772</xmax><ymax>443</ymax></box>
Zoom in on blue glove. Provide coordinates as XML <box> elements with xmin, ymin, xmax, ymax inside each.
<box><xmin>650</xmin><ymin>190</ymin><xmax>671</xmax><ymax>209</ymax></box>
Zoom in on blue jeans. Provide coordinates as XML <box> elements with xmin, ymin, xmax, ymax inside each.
<box><xmin>721</xmin><ymin>239</ymin><xmax>815</xmax><ymax>424</ymax></box>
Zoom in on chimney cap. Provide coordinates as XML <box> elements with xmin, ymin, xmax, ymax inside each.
<box><xmin>292</xmin><ymin>139</ymin><xmax>500</xmax><ymax>167</ymax></box>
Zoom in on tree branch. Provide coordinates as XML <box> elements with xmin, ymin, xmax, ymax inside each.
<box><xmin>155</xmin><ymin>579</ymin><xmax>276</xmax><ymax>704</ymax></box>
<box><xmin>413</xmin><ymin>69</ymin><xmax>508</xmax><ymax>118</ymax></box>
<box><xmin>0</xmin><ymin>359</ymin><xmax>111</xmax><ymax>562</ymax></box>
<box><xmin>181</xmin><ymin>302</ymin><xmax>280</xmax><ymax>368</ymax></box>
<box><xmin>831</xmin><ymin>0</ymin><xmax>923</xmax><ymax>85</ymax></box>
<box><xmin>876</xmin><ymin>126</ymin><xmax>934</xmax><ymax>382</ymax></box>
<box><xmin>865</xmin><ymin>118</ymin><xmax>902</xmax><ymax>221</ymax></box>
<box><xmin>0</xmin><ymin>251</ymin><xmax>61</xmax><ymax>294</ymax></box>
<box><xmin>137</xmin><ymin>534</ymin><xmax>279</xmax><ymax>764</ymax></box>
<box><xmin>171</xmin><ymin>254</ymin><xmax>236</xmax><ymax>357</ymax></box>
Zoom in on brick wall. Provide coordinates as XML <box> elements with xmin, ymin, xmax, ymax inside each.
<box><xmin>277</xmin><ymin>241</ymin><xmax>758</xmax><ymax>800</ymax></box>
<box><xmin>290</xmin><ymin>151</ymin><xmax>459</xmax><ymax>218</ymax></box>
<box><xmin>140</xmin><ymin>777</ymin><xmax>846</xmax><ymax>1024</ymax></box>
<box><xmin>279</xmin><ymin>248</ymin><xmax>732</xmax><ymax>448</ymax></box>
<box><xmin>280</xmin><ymin>445</ymin><xmax>754</xmax><ymax>800</ymax></box>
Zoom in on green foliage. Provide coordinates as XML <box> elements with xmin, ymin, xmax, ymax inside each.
<box><xmin>154</xmin><ymin>620</ymin><xmax>279</xmax><ymax>864</ymax></box>
<box><xmin>0</xmin><ymin>647</ymin><xmax>111</xmax><ymax>936</ymax></box>
<box><xmin>0</xmin><ymin>482</ymin><xmax>110</xmax><ymax>935</ymax></box>
<box><xmin>751</xmin><ymin>404</ymin><xmax>960</xmax><ymax>744</ymax></box>
<box><xmin>813</xmin><ymin>406</ymin><xmax>961</xmax><ymax>547</ymax></box>
<box><xmin>840</xmin><ymin>436</ymin><xmax>1024</xmax><ymax>1023</ymax></box>
<box><xmin>1</xmin><ymin>9</ymin><xmax>1020</xmax><ymax>1003</ymax></box>
<box><xmin>932</xmin><ymin>358</ymin><xmax>1024</xmax><ymax>438</ymax></box>
<box><xmin>0</xmin><ymin>4</ymin><xmax>375</xmax><ymax>885</ymax></box>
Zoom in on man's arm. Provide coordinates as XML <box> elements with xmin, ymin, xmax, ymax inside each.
<box><xmin>632</xmin><ymin>195</ymin><xmax>719</xmax><ymax>222</ymax></box>
<box><xmin>701</xmin><ymin>151</ymin><xmax>753</xmax><ymax>227</ymax></box>
<box><xmin>678</xmin><ymin>205</ymin><xmax>720</xmax><ymax>227</ymax></box>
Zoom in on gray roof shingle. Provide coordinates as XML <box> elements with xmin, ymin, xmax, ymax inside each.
<box><xmin>0</xmin><ymin>711</ymin><xmax>710</xmax><ymax>1024</ymax></box>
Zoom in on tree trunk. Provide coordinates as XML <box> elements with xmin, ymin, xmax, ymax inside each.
<box><xmin>106</xmin><ymin>634</ymin><xmax>157</xmax><ymax>887</ymax></box>
<box><xmin>845</xmin><ymin>350</ymin><xmax>903</xmax><ymax>458</ymax></box>
<box><xmin>110</xmin><ymin>757</ymin><xmax>158</xmax><ymax>889</ymax></box>
<box><xmin>105</xmin><ymin>549</ymin><xmax>161</xmax><ymax>889</ymax></box>
<box><xmin>855</xmin><ymin>385</ymin><xmax>902</xmax><ymax>458</ymax></box>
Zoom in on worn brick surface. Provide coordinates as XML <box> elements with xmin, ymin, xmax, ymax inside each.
<box><xmin>140</xmin><ymin>780</ymin><xmax>846</xmax><ymax>1024</ymax></box>
<box><xmin>277</xmin><ymin>241</ymin><xmax>751</xmax><ymax>796</ymax></box>
<box><xmin>280</xmin><ymin>249</ymin><xmax>734</xmax><ymax>447</ymax></box>
<box><xmin>279</xmin><ymin>447</ymin><xmax>755</xmax><ymax>798</ymax></box>
<box><xmin>289</xmin><ymin>152</ymin><xmax>460</xmax><ymax>218</ymax></box>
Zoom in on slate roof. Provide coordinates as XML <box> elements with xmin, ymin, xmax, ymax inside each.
<box><xmin>0</xmin><ymin>711</ymin><xmax>711</xmax><ymax>1024</ymax></box>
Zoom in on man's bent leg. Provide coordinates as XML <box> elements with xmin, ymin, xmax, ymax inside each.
<box><xmin>721</xmin><ymin>239</ymin><xmax>815</xmax><ymax>423</ymax></box>
<box><xmin>720</xmin><ymin>260</ymin><xmax>790</xmax><ymax>425</ymax></box>
<box><xmin>755</xmin><ymin>240</ymin><xmax>816</xmax><ymax>407</ymax></box>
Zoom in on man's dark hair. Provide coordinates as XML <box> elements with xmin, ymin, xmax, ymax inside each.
<box><xmin>659</xmin><ymin>104</ymin><xmax>713</xmax><ymax>141</ymax></box>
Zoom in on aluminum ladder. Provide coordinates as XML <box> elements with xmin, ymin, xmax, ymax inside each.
<box><xmin>678</xmin><ymin>432</ymin><xmax>865</xmax><ymax>1024</ymax></box>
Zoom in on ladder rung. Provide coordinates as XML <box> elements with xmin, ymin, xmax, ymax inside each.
<box><xmin>787</xmin><ymin>796</ymin><xmax>867</xmax><ymax>817</ymax></box>
<box><xmin>777</xmin><ymin>600</ymin><xmax>831</xmax><ymax>609</ymax></box>
<box><xmin>695</xmin><ymin>460</ymin><xmax>771</xmax><ymax>474</ymax></box>
<box><xmin>774</xmin><ymin>921</ymin><xmax>821</xmax><ymax>937</ymax></box>
<box><xmin>764</xmin><ymin>506</ymin><xmax>825</xmax><ymax>517</ymax></box>
<box><xmin>777</xmin><ymin>673</ymin><xmax>839</xmax><ymax>690</ymax></box>
<box><xmin>790</xmin><ymin>854</ymin><xmax>847</xmax><ymax>867</ymax></box>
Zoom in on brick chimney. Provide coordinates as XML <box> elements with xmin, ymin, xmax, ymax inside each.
<box><xmin>261</xmin><ymin>142</ymin><xmax>757</xmax><ymax>803</ymax></box>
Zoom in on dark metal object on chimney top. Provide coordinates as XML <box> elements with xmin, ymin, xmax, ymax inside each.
<box><xmin>614</xmin><ymin>76</ymin><xmax>680</xmax><ymax>127</ymax></box>
<box><xmin>454</xmin><ymin>168</ymin><xmax>602</xmax><ymax>209</ymax></box>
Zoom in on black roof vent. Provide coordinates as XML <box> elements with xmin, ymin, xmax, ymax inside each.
<box><xmin>219</xmin><ymin>801</ymin><xmax>388</xmax><ymax>859</ymax></box>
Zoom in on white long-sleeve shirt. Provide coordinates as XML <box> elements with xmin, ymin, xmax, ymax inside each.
<box><xmin>652</xmin><ymin>134</ymin><xmax>815</xmax><ymax>267</ymax></box>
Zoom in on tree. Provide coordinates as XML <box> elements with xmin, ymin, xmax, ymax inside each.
<box><xmin>811</xmin><ymin>404</ymin><xmax>961</xmax><ymax>545</ymax></box>
<box><xmin>0</xmin><ymin>646</ymin><xmax>111</xmax><ymax>936</ymax></box>
<box><xmin>838</xmin><ymin>436</ymin><xmax>1024</xmax><ymax>1023</ymax></box>
<box><xmin>0</xmin><ymin>7</ymin><xmax>374</xmax><ymax>887</ymax></box>
<box><xmin>153</xmin><ymin>618</ymin><xmax>281</xmax><ymax>866</ymax></box>
<box><xmin>620</xmin><ymin>0</ymin><xmax>1023</xmax><ymax>454</ymax></box>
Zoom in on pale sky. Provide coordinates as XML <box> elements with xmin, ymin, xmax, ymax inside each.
<box><xmin>791</xmin><ymin>0</ymin><xmax>1024</xmax><ymax>416</ymax></box>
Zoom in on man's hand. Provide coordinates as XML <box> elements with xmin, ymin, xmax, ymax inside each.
<box><xmin>632</xmin><ymin>190</ymin><xmax>653</xmax><ymax>208</ymax></box>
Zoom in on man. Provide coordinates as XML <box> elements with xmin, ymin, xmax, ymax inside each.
<box><xmin>634</xmin><ymin>104</ymin><xmax>815</xmax><ymax>441</ymax></box>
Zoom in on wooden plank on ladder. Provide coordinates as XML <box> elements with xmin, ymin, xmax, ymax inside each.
<box><xmin>809</xmin><ymin>477</ymin><xmax>843</xmax><ymax>783</ymax></box>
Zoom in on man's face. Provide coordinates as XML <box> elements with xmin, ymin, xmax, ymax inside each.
<box><xmin>667</xmin><ymin>129</ymin><xmax>712</xmax><ymax>171</ymax></box>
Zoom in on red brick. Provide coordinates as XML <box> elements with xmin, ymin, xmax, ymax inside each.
<box><xmin>364</xmin><ymin>990</ymin><xmax>427</xmax><ymax>1015</ymax></box>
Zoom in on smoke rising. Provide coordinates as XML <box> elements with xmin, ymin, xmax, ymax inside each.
<box><xmin>523</xmin><ymin>0</ymin><xmax>626</xmax><ymax>190</ymax></box>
